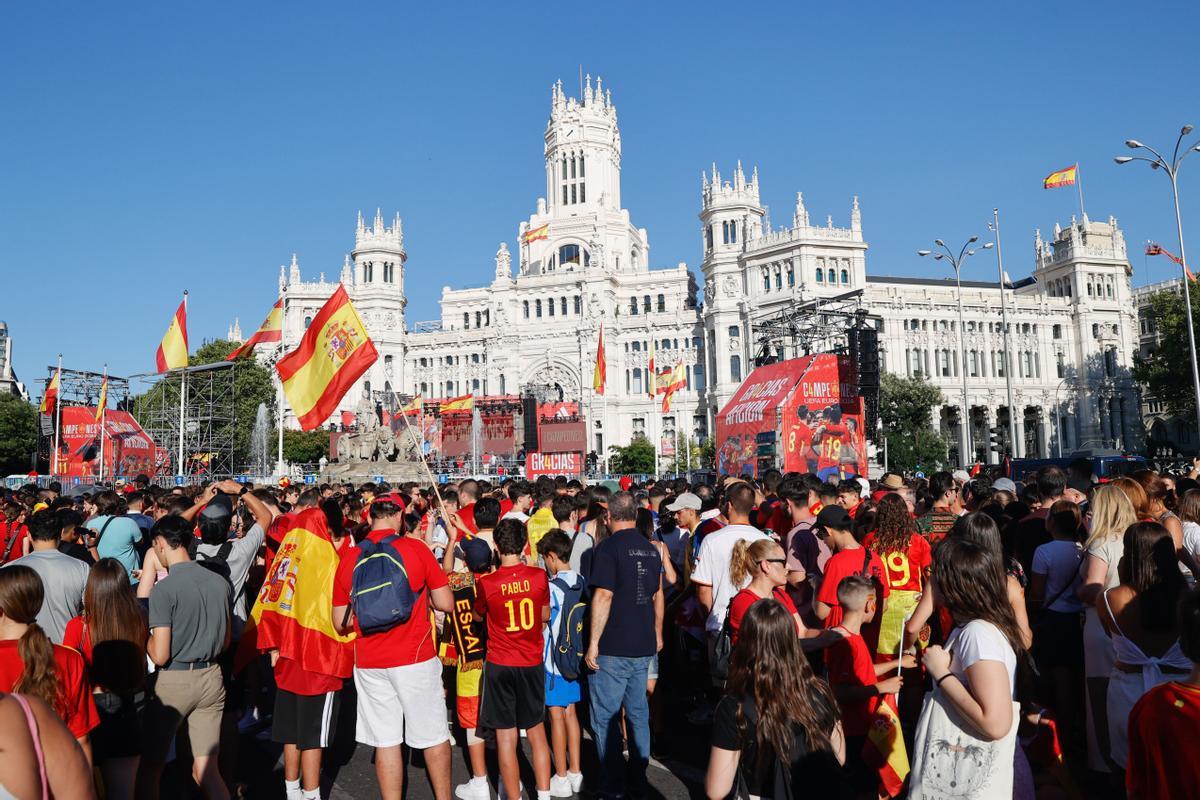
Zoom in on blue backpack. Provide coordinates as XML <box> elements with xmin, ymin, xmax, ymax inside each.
<box><xmin>350</xmin><ymin>533</ymin><xmax>417</xmax><ymax>635</ymax></box>
<box><xmin>549</xmin><ymin>575</ymin><xmax>589</xmax><ymax>681</ymax></box>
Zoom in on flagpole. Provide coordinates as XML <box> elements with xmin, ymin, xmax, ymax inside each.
<box><xmin>276</xmin><ymin>288</ymin><xmax>288</xmax><ymax>478</ymax></box>
<box><xmin>52</xmin><ymin>354</ymin><xmax>62</xmax><ymax>477</ymax></box>
<box><xmin>1075</xmin><ymin>162</ymin><xmax>1086</xmax><ymax>220</ymax></box>
<box><xmin>98</xmin><ymin>365</ymin><xmax>107</xmax><ymax>484</ymax></box>
<box><xmin>399</xmin><ymin>402</ymin><xmax>452</xmax><ymax>527</ymax></box>
<box><xmin>177</xmin><ymin>290</ymin><xmax>188</xmax><ymax>479</ymax></box>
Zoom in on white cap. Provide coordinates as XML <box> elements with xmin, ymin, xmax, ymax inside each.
<box><xmin>665</xmin><ymin>492</ymin><xmax>702</xmax><ymax>512</ymax></box>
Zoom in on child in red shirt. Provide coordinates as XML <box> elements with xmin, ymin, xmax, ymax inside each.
<box><xmin>812</xmin><ymin>506</ymin><xmax>889</xmax><ymax>652</ymax></box>
<box><xmin>825</xmin><ymin>575</ymin><xmax>913</xmax><ymax>794</ymax></box>
<box><xmin>474</xmin><ymin>518</ymin><xmax>552</xmax><ymax>800</ymax></box>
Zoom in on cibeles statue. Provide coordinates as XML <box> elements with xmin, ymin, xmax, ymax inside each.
<box><xmin>334</xmin><ymin>389</ymin><xmax>422</xmax><ymax>465</ymax></box>
<box><xmin>355</xmin><ymin>388</ymin><xmax>380</xmax><ymax>435</ymax></box>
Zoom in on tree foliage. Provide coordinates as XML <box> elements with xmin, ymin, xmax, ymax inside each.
<box><xmin>1133</xmin><ymin>288</ymin><xmax>1200</xmax><ymax>416</ymax></box>
<box><xmin>282</xmin><ymin>429</ymin><xmax>331</xmax><ymax>464</ymax></box>
<box><xmin>130</xmin><ymin>339</ymin><xmax>276</xmax><ymax>471</ymax></box>
<box><xmin>0</xmin><ymin>393</ymin><xmax>37</xmax><ymax>474</ymax></box>
<box><xmin>608</xmin><ymin>435</ymin><xmax>657</xmax><ymax>475</ymax></box>
<box><xmin>879</xmin><ymin>372</ymin><xmax>948</xmax><ymax>474</ymax></box>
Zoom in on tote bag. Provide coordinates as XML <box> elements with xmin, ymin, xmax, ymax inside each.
<box><xmin>909</xmin><ymin>687</ymin><xmax>1020</xmax><ymax>800</ymax></box>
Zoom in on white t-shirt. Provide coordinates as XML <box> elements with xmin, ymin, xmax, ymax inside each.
<box><xmin>946</xmin><ymin>619</ymin><xmax>1017</xmax><ymax>700</ymax></box>
<box><xmin>1031</xmin><ymin>539</ymin><xmax>1084</xmax><ymax>613</ymax></box>
<box><xmin>691</xmin><ymin>523</ymin><xmax>769</xmax><ymax>633</ymax></box>
<box><xmin>501</xmin><ymin>510</ymin><xmax>530</xmax><ymax>523</ymax></box>
<box><xmin>1183</xmin><ymin>521</ymin><xmax>1200</xmax><ymax>568</ymax></box>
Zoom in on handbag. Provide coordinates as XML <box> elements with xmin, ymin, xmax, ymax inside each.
<box><xmin>909</xmin><ymin>686</ymin><xmax>1020</xmax><ymax>800</ymax></box>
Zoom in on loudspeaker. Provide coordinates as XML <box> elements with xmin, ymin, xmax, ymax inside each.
<box><xmin>522</xmin><ymin>394</ymin><xmax>539</xmax><ymax>453</ymax></box>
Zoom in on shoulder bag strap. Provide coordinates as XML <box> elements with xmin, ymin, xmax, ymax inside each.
<box><xmin>1</xmin><ymin>522</ymin><xmax>20</xmax><ymax>562</ymax></box>
<box><xmin>94</xmin><ymin>515</ymin><xmax>119</xmax><ymax>552</ymax></box>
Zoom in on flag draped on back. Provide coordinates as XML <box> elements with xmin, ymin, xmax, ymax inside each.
<box><xmin>156</xmin><ymin>297</ymin><xmax>189</xmax><ymax>372</ymax></box>
<box><xmin>94</xmin><ymin>376</ymin><xmax>108</xmax><ymax>422</ymax></box>
<box><xmin>276</xmin><ymin>284</ymin><xmax>378</xmax><ymax>431</ymax></box>
<box><xmin>862</xmin><ymin>695</ymin><xmax>909</xmax><ymax>797</ymax></box>
<box><xmin>593</xmin><ymin>325</ymin><xmax>607</xmax><ymax>395</ymax></box>
<box><xmin>245</xmin><ymin>509</ymin><xmax>355</xmax><ymax>678</ymax></box>
<box><xmin>1043</xmin><ymin>164</ymin><xmax>1078</xmax><ymax>189</ymax></box>
<box><xmin>39</xmin><ymin>369</ymin><xmax>60</xmax><ymax>417</ymax></box>
<box><xmin>228</xmin><ymin>298</ymin><xmax>284</xmax><ymax>360</ymax></box>
<box><xmin>441</xmin><ymin>394</ymin><xmax>474</xmax><ymax>413</ymax></box>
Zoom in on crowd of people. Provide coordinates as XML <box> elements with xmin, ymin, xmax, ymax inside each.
<box><xmin>0</xmin><ymin>461</ymin><xmax>1199</xmax><ymax>799</ymax></box>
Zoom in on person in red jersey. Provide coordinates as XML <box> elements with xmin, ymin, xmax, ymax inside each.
<box><xmin>862</xmin><ymin>493</ymin><xmax>932</xmax><ymax>660</ymax></box>
<box><xmin>331</xmin><ymin>497</ymin><xmax>454</xmax><ymax>800</ymax></box>
<box><xmin>1126</xmin><ymin>585</ymin><xmax>1200</xmax><ymax>800</ymax></box>
<box><xmin>453</xmin><ymin>479</ymin><xmax>480</xmax><ymax>536</ymax></box>
<box><xmin>812</xmin><ymin>506</ymin><xmax>889</xmax><ymax>653</ymax></box>
<box><xmin>473</xmin><ymin>518</ymin><xmax>552</xmax><ymax>800</ymax></box>
<box><xmin>812</xmin><ymin>406</ymin><xmax>850</xmax><ymax>481</ymax></box>
<box><xmin>0</xmin><ymin>501</ymin><xmax>30</xmax><ymax>563</ymax></box>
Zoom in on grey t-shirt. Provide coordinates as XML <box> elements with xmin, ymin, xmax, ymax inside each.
<box><xmin>196</xmin><ymin>523</ymin><xmax>265</xmax><ymax>624</ymax></box>
<box><xmin>567</xmin><ymin>523</ymin><xmax>595</xmax><ymax>575</ymax></box>
<box><xmin>7</xmin><ymin>550</ymin><xmax>89</xmax><ymax>644</ymax></box>
<box><xmin>148</xmin><ymin>561</ymin><xmax>232</xmax><ymax>664</ymax></box>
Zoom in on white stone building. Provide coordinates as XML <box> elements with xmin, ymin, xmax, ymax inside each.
<box><xmin>0</xmin><ymin>322</ymin><xmax>28</xmax><ymax>400</ymax></box>
<box><xmin>259</xmin><ymin>78</ymin><xmax>1144</xmax><ymax>467</ymax></box>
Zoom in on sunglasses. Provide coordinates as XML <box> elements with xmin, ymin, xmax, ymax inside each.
<box><xmin>761</xmin><ymin>558</ymin><xmax>787</xmax><ymax>565</ymax></box>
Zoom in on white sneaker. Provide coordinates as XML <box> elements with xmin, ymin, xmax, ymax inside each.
<box><xmin>549</xmin><ymin>775</ymin><xmax>574</xmax><ymax>798</ymax></box>
<box><xmin>567</xmin><ymin>772</ymin><xmax>583</xmax><ymax>793</ymax></box>
<box><xmin>455</xmin><ymin>777</ymin><xmax>491</xmax><ymax>800</ymax></box>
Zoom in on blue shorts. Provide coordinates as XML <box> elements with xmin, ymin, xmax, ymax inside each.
<box><xmin>544</xmin><ymin>670</ymin><xmax>581</xmax><ymax>708</ymax></box>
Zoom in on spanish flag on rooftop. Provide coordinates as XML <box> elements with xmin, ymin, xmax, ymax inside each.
<box><xmin>228</xmin><ymin>297</ymin><xmax>284</xmax><ymax>360</ymax></box>
<box><xmin>441</xmin><ymin>394</ymin><xmax>474</xmax><ymax>413</ymax></box>
<box><xmin>155</xmin><ymin>293</ymin><xmax>189</xmax><ymax>372</ymax></box>
<box><xmin>522</xmin><ymin>223</ymin><xmax>549</xmax><ymax>244</ymax></box>
<box><xmin>1043</xmin><ymin>164</ymin><xmax>1078</xmax><ymax>189</ymax></box>
<box><xmin>276</xmin><ymin>284</ymin><xmax>378</xmax><ymax>431</ymax></box>
<box><xmin>593</xmin><ymin>325</ymin><xmax>607</xmax><ymax>395</ymax></box>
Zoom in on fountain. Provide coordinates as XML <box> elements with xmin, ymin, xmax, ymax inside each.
<box><xmin>251</xmin><ymin>402</ymin><xmax>271</xmax><ymax>478</ymax></box>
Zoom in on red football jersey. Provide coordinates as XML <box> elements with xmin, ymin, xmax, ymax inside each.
<box><xmin>862</xmin><ymin>532</ymin><xmax>932</xmax><ymax>593</ymax></box>
<box><xmin>474</xmin><ymin>564</ymin><xmax>549</xmax><ymax>668</ymax></box>
<box><xmin>816</xmin><ymin>424</ymin><xmax>849</xmax><ymax>470</ymax></box>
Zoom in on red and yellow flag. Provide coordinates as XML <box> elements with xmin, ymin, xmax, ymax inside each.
<box><xmin>593</xmin><ymin>325</ymin><xmax>607</xmax><ymax>395</ymax></box>
<box><xmin>400</xmin><ymin>395</ymin><xmax>423</xmax><ymax>416</ymax></box>
<box><xmin>244</xmin><ymin>509</ymin><xmax>355</xmax><ymax>678</ymax></box>
<box><xmin>94</xmin><ymin>375</ymin><xmax>108</xmax><ymax>423</ymax></box>
<box><xmin>522</xmin><ymin>223</ymin><xmax>549</xmax><ymax>244</ymax></box>
<box><xmin>647</xmin><ymin>340</ymin><xmax>656</xmax><ymax>399</ymax></box>
<box><xmin>1043</xmin><ymin>164</ymin><xmax>1078</xmax><ymax>189</ymax></box>
<box><xmin>862</xmin><ymin>696</ymin><xmax>909</xmax><ymax>798</ymax></box>
<box><xmin>276</xmin><ymin>284</ymin><xmax>378</xmax><ymax>431</ymax></box>
<box><xmin>155</xmin><ymin>296</ymin><xmax>189</xmax><ymax>372</ymax></box>
<box><xmin>659</xmin><ymin>363</ymin><xmax>687</xmax><ymax>412</ymax></box>
<box><xmin>441</xmin><ymin>394</ymin><xmax>474</xmax><ymax>413</ymax></box>
<box><xmin>228</xmin><ymin>298</ymin><xmax>284</xmax><ymax>360</ymax></box>
<box><xmin>39</xmin><ymin>368</ymin><xmax>60</xmax><ymax>417</ymax></box>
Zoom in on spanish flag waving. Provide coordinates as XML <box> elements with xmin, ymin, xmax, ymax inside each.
<box><xmin>593</xmin><ymin>325</ymin><xmax>607</xmax><ymax>395</ymax></box>
<box><xmin>400</xmin><ymin>394</ymin><xmax>423</xmax><ymax>416</ymax></box>
<box><xmin>94</xmin><ymin>374</ymin><xmax>108</xmax><ymax>423</ymax></box>
<box><xmin>277</xmin><ymin>284</ymin><xmax>378</xmax><ymax>431</ymax></box>
<box><xmin>155</xmin><ymin>294</ymin><xmax>189</xmax><ymax>372</ymax></box>
<box><xmin>441</xmin><ymin>394</ymin><xmax>474</xmax><ymax>413</ymax></box>
<box><xmin>39</xmin><ymin>368</ymin><xmax>60</xmax><ymax>417</ymax></box>
<box><xmin>1043</xmin><ymin>164</ymin><xmax>1078</xmax><ymax>189</ymax></box>
<box><xmin>522</xmin><ymin>223</ymin><xmax>549</xmax><ymax>244</ymax></box>
<box><xmin>244</xmin><ymin>509</ymin><xmax>355</xmax><ymax>678</ymax></box>
<box><xmin>227</xmin><ymin>297</ymin><xmax>284</xmax><ymax>360</ymax></box>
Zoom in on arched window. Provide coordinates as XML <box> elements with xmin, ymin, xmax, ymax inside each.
<box><xmin>523</xmin><ymin>301</ymin><xmax>530</xmax><ymax>319</ymax></box>
<box><xmin>536</xmin><ymin>299</ymin><xmax>543</xmax><ymax>318</ymax></box>
<box><xmin>630</xmin><ymin>297</ymin><xmax>639</xmax><ymax>315</ymax></box>
<box><xmin>815</xmin><ymin>268</ymin><xmax>824</xmax><ymax>283</ymax></box>
<box><xmin>558</xmin><ymin>244</ymin><xmax>588</xmax><ymax>268</ymax></box>
<box><xmin>693</xmin><ymin>363</ymin><xmax>705</xmax><ymax>392</ymax></box>
<box><xmin>786</xmin><ymin>264</ymin><xmax>795</xmax><ymax>286</ymax></box>
<box><xmin>561</xmin><ymin>297</ymin><xmax>568</xmax><ymax>315</ymax></box>
<box><xmin>841</xmin><ymin>269</ymin><xmax>849</xmax><ymax>284</ymax></box>
<box><xmin>730</xmin><ymin>355</ymin><xmax>742</xmax><ymax>382</ymax></box>
<box><xmin>303</xmin><ymin>315</ymin><xmax>312</xmax><ymax>329</ymax></box>
<box><xmin>574</xmin><ymin>295</ymin><xmax>581</xmax><ymax>314</ymax></box>
<box><xmin>643</xmin><ymin>295</ymin><xmax>651</xmax><ymax>313</ymax></box>
<box><xmin>548</xmin><ymin>298</ymin><xmax>555</xmax><ymax>316</ymax></box>
<box><xmin>762</xmin><ymin>269</ymin><xmax>770</xmax><ymax>292</ymax></box>
<box><xmin>633</xmin><ymin>368</ymin><xmax>643</xmax><ymax>395</ymax></box>
<box><xmin>657</xmin><ymin>294</ymin><xmax>666</xmax><ymax>312</ymax></box>
<box><xmin>463</xmin><ymin>312</ymin><xmax>470</xmax><ymax>329</ymax></box>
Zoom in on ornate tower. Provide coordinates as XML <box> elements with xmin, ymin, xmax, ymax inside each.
<box><xmin>351</xmin><ymin>209</ymin><xmax>408</xmax><ymax>401</ymax></box>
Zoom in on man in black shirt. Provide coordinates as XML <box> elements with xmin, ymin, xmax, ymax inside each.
<box><xmin>55</xmin><ymin>509</ymin><xmax>94</xmax><ymax>565</ymax></box>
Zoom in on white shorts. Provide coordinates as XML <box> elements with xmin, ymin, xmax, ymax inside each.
<box><xmin>353</xmin><ymin>658</ymin><xmax>451</xmax><ymax>749</ymax></box>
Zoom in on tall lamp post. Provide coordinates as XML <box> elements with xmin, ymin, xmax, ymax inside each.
<box><xmin>919</xmin><ymin>237</ymin><xmax>993</xmax><ymax>468</ymax></box>
<box><xmin>1115</xmin><ymin>125</ymin><xmax>1200</xmax><ymax>442</ymax></box>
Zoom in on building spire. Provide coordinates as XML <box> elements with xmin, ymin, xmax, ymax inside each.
<box><xmin>793</xmin><ymin>192</ymin><xmax>809</xmax><ymax>228</ymax></box>
<box><xmin>584</xmin><ymin>73</ymin><xmax>593</xmax><ymax>105</ymax></box>
<box><xmin>851</xmin><ymin>195</ymin><xmax>861</xmax><ymax>232</ymax></box>
<box><xmin>374</xmin><ymin>207</ymin><xmax>384</xmax><ymax>232</ymax></box>
<box><xmin>341</xmin><ymin>254</ymin><xmax>353</xmax><ymax>285</ymax></box>
<box><xmin>357</xmin><ymin>210</ymin><xmax>365</xmax><ymax>233</ymax></box>
<box><xmin>734</xmin><ymin>160</ymin><xmax>745</xmax><ymax>189</ymax></box>
<box><xmin>289</xmin><ymin>253</ymin><xmax>301</xmax><ymax>284</ymax></box>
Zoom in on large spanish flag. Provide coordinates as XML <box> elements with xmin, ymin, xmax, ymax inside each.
<box><xmin>862</xmin><ymin>696</ymin><xmax>909</xmax><ymax>798</ymax></box>
<box><xmin>155</xmin><ymin>295</ymin><xmax>189</xmax><ymax>372</ymax></box>
<box><xmin>659</xmin><ymin>363</ymin><xmax>687</xmax><ymax>412</ymax></box>
<box><xmin>1043</xmin><ymin>164</ymin><xmax>1078</xmax><ymax>189</ymax></box>
<box><xmin>593</xmin><ymin>325</ymin><xmax>607</xmax><ymax>395</ymax></box>
<box><xmin>244</xmin><ymin>509</ymin><xmax>355</xmax><ymax>678</ymax></box>
<box><xmin>276</xmin><ymin>284</ymin><xmax>378</xmax><ymax>431</ymax></box>
<box><xmin>39</xmin><ymin>368</ymin><xmax>60</xmax><ymax>417</ymax></box>
<box><xmin>227</xmin><ymin>298</ymin><xmax>284</xmax><ymax>360</ymax></box>
<box><xmin>94</xmin><ymin>375</ymin><xmax>108</xmax><ymax>423</ymax></box>
<box><xmin>522</xmin><ymin>223</ymin><xmax>549</xmax><ymax>244</ymax></box>
<box><xmin>441</xmin><ymin>394</ymin><xmax>474</xmax><ymax>413</ymax></box>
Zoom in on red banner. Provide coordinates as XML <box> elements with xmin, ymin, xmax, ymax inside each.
<box><xmin>57</xmin><ymin>407</ymin><xmax>163</xmax><ymax>478</ymax></box>
<box><xmin>526</xmin><ymin>451</ymin><xmax>582</xmax><ymax>478</ymax></box>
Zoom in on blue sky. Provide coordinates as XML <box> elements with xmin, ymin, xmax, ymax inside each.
<box><xmin>2</xmin><ymin>1</ymin><xmax>1198</xmax><ymax>395</ymax></box>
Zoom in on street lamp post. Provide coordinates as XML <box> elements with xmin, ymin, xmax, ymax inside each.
<box><xmin>919</xmin><ymin>237</ymin><xmax>993</xmax><ymax>469</ymax></box>
<box><xmin>1115</xmin><ymin>125</ymin><xmax>1200</xmax><ymax>441</ymax></box>
<box><xmin>989</xmin><ymin>209</ymin><xmax>1019</xmax><ymax>458</ymax></box>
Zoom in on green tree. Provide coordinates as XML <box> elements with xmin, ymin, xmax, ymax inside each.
<box><xmin>879</xmin><ymin>372</ymin><xmax>948</xmax><ymax>474</ymax></box>
<box><xmin>131</xmin><ymin>339</ymin><xmax>275</xmax><ymax>471</ymax></box>
<box><xmin>608</xmin><ymin>435</ymin><xmax>656</xmax><ymax>475</ymax></box>
<box><xmin>282</xmin><ymin>429</ymin><xmax>332</xmax><ymax>464</ymax></box>
<box><xmin>0</xmin><ymin>393</ymin><xmax>37</xmax><ymax>475</ymax></box>
<box><xmin>1133</xmin><ymin>288</ymin><xmax>1200</xmax><ymax>415</ymax></box>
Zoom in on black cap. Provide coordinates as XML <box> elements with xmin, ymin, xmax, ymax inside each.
<box><xmin>199</xmin><ymin>494</ymin><xmax>234</xmax><ymax>523</ymax></box>
<box><xmin>814</xmin><ymin>505</ymin><xmax>852</xmax><ymax>533</ymax></box>
<box><xmin>461</xmin><ymin>537</ymin><xmax>493</xmax><ymax>573</ymax></box>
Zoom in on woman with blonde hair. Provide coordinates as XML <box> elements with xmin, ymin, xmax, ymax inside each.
<box><xmin>1076</xmin><ymin>484</ymin><xmax>1138</xmax><ymax>772</ymax></box>
<box><xmin>727</xmin><ymin>538</ymin><xmax>802</xmax><ymax>648</ymax></box>
<box><xmin>1110</xmin><ymin>476</ymin><xmax>1151</xmax><ymax>522</ymax></box>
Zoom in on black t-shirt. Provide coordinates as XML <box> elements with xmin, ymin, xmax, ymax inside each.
<box><xmin>588</xmin><ymin>528</ymin><xmax>662</xmax><ymax>658</ymax></box>
<box><xmin>1006</xmin><ymin>508</ymin><xmax>1050</xmax><ymax>576</ymax></box>
<box><xmin>711</xmin><ymin>692</ymin><xmax>850</xmax><ymax>800</ymax></box>
<box><xmin>58</xmin><ymin>541</ymin><xmax>95</xmax><ymax>566</ymax></box>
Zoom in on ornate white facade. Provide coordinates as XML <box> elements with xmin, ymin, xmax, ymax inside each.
<box><xmin>261</xmin><ymin>78</ymin><xmax>1144</xmax><ymax>466</ymax></box>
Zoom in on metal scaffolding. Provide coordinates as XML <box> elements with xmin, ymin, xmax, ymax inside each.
<box><xmin>36</xmin><ymin>366</ymin><xmax>131</xmax><ymax>471</ymax></box>
<box><xmin>130</xmin><ymin>362</ymin><xmax>237</xmax><ymax>479</ymax></box>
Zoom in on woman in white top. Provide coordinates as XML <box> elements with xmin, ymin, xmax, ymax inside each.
<box><xmin>1176</xmin><ymin>488</ymin><xmax>1200</xmax><ymax>576</ymax></box>
<box><xmin>1096</xmin><ymin>521</ymin><xmax>1190</xmax><ymax>773</ymax></box>
<box><xmin>1075</xmin><ymin>485</ymin><xmax>1137</xmax><ymax>773</ymax></box>
<box><xmin>921</xmin><ymin>536</ymin><xmax>1033</xmax><ymax>799</ymax></box>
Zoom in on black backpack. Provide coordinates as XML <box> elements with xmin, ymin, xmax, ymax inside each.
<box><xmin>196</xmin><ymin>542</ymin><xmax>235</xmax><ymax>594</ymax></box>
<box><xmin>710</xmin><ymin>596</ymin><xmax>737</xmax><ymax>684</ymax></box>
